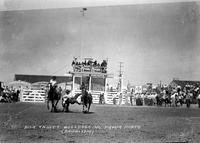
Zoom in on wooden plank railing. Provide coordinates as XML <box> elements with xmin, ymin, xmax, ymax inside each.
<box><xmin>21</xmin><ymin>89</ymin><xmax>46</xmax><ymax>102</ymax></box>
<box><xmin>20</xmin><ymin>89</ymin><xmax>126</xmax><ymax>105</ymax></box>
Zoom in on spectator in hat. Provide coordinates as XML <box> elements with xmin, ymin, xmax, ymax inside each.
<box><xmin>130</xmin><ymin>90</ymin><xmax>134</xmax><ymax>106</ymax></box>
<box><xmin>119</xmin><ymin>92</ymin><xmax>123</xmax><ymax>105</ymax></box>
<box><xmin>49</xmin><ymin>76</ymin><xmax>57</xmax><ymax>96</ymax></box>
<box><xmin>185</xmin><ymin>91</ymin><xmax>191</xmax><ymax>108</ymax></box>
<box><xmin>50</xmin><ymin>76</ymin><xmax>57</xmax><ymax>88</ymax></box>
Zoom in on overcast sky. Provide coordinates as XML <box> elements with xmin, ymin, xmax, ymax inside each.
<box><xmin>0</xmin><ymin>1</ymin><xmax>200</xmax><ymax>85</ymax></box>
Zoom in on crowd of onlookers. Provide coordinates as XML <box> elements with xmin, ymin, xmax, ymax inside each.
<box><xmin>72</xmin><ymin>58</ymin><xmax>107</xmax><ymax>73</ymax></box>
<box><xmin>0</xmin><ymin>86</ymin><xmax>20</xmax><ymax>103</ymax></box>
<box><xmin>109</xmin><ymin>85</ymin><xmax>200</xmax><ymax>108</ymax></box>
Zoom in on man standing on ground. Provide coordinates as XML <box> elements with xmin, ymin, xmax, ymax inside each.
<box><xmin>185</xmin><ymin>90</ymin><xmax>191</xmax><ymax>108</ymax></box>
<box><xmin>119</xmin><ymin>92</ymin><xmax>122</xmax><ymax>105</ymax></box>
<box><xmin>130</xmin><ymin>90</ymin><xmax>134</xmax><ymax>106</ymax></box>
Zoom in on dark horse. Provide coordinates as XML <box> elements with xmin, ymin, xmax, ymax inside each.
<box><xmin>81</xmin><ymin>89</ymin><xmax>93</xmax><ymax>113</ymax></box>
<box><xmin>47</xmin><ymin>86</ymin><xmax>62</xmax><ymax>112</ymax></box>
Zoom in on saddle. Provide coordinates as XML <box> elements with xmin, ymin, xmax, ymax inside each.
<box><xmin>69</xmin><ymin>98</ymin><xmax>76</xmax><ymax>104</ymax></box>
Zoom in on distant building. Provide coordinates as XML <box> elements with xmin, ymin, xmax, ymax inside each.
<box><xmin>169</xmin><ymin>79</ymin><xmax>200</xmax><ymax>89</ymax></box>
<box><xmin>7</xmin><ymin>81</ymin><xmax>31</xmax><ymax>89</ymax></box>
<box><xmin>14</xmin><ymin>74</ymin><xmax>72</xmax><ymax>84</ymax></box>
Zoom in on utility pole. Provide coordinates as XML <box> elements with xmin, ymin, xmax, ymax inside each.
<box><xmin>80</xmin><ymin>8</ymin><xmax>87</xmax><ymax>60</ymax></box>
<box><xmin>80</xmin><ymin>8</ymin><xmax>87</xmax><ymax>16</ymax></box>
<box><xmin>118</xmin><ymin>62</ymin><xmax>123</xmax><ymax>92</ymax></box>
<box><xmin>160</xmin><ymin>80</ymin><xmax>162</xmax><ymax>87</ymax></box>
<box><xmin>79</xmin><ymin>8</ymin><xmax>87</xmax><ymax>87</ymax></box>
<box><xmin>119</xmin><ymin>62</ymin><xmax>123</xmax><ymax>77</ymax></box>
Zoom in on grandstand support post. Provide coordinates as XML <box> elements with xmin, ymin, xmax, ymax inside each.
<box><xmin>104</xmin><ymin>75</ymin><xmax>107</xmax><ymax>93</ymax></box>
<box><xmin>34</xmin><ymin>91</ymin><xmax>36</xmax><ymax>103</ymax></box>
<box><xmin>72</xmin><ymin>75</ymin><xmax>75</xmax><ymax>92</ymax></box>
<box><xmin>89</xmin><ymin>74</ymin><xmax>92</xmax><ymax>92</ymax></box>
<box><xmin>104</xmin><ymin>75</ymin><xmax>108</xmax><ymax>104</ymax></box>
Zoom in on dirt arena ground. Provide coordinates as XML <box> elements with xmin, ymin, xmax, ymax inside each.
<box><xmin>0</xmin><ymin>102</ymin><xmax>200</xmax><ymax>143</ymax></box>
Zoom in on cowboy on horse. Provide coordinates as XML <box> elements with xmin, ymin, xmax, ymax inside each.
<box><xmin>49</xmin><ymin>76</ymin><xmax>57</xmax><ymax>94</ymax></box>
<box><xmin>80</xmin><ymin>82</ymin><xmax>88</xmax><ymax>104</ymax></box>
<box><xmin>47</xmin><ymin>76</ymin><xmax>61</xmax><ymax>112</ymax></box>
<box><xmin>80</xmin><ymin>82</ymin><xmax>92</xmax><ymax>113</ymax></box>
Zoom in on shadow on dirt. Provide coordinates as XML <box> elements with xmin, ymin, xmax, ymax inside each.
<box><xmin>65</xmin><ymin>111</ymin><xmax>95</xmax><ymax>114</ymax></box>
<box><xmin>48</xmin><ymin>109</ymin><xmax>95</xmax><ymax>114</ymax></box>
<box><xmin>82</xmin><ymin>111</ymin><xmax>94</xmax><ymax>114</ymax></box>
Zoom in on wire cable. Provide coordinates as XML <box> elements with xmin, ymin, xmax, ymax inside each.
<box><xmin>50</xmin><ymin>64</ymin><xmax>69</xmax><ymax>76</ymax></box>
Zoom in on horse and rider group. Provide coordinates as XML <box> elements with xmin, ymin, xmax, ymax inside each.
<box><xmin>46</xmin><ymin>76</ymin><xmax>92</xmax><ymax>113</ymax></box>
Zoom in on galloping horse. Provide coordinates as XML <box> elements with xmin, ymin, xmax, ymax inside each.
<box><xmin>47</xmin><ymin>86</ymin><xmax>62</xmax><ymax>112</ymax></box>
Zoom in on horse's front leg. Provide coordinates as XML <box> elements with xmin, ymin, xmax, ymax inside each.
<box><xmin>64</xmin><ymin>98</ymin><xmax>69</xmax><ymax>112</ymax></box>
<box><xmin>54</xmin><ymin>100</ymin><xmax>59</xmax><ymax>111</ymax></box>
<box><xmin>54</xmin><ymin>100</ymin><xmax>58</xmax><ymax>112</ymax></box>
<box><xmin>61</xmin><ymin>98</ymin><xmax>64</xmax><ymax>112</ymax></box>
<box><xmin>82</xmin><ymin>105</ymin><xmax>85</xmax><ymax>112</ymax></box>
<box><xmin>88</xmin><ymin>103</ymin><xmax>91</xmax><ymax>112</ymax></box>
<box><xmin>55</xmin><ymin>100</ymin><xmax>59</xmax><ymax>106</ymax></box>
<box><xmin>51</xmin><ymin>100</ymin><xmax>55</xmax><ymax>112</ymax></box>
<box><xmin>66</xmin><ymin>102</ymin><xmax>69</xmax><ymax>112</ymax></box>
<box><xmin>47</xmin><ymin>99</ymin><xmax>50</xmax><ymax>110</ymax></box>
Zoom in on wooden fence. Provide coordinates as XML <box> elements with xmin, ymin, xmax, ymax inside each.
<box><xmin>105</xmin><ymin>92</ymin><xmax>128</xmax><ymax>104</ymax></box>
<box><xmin>20</xmin><ymin>89</ymin><xmax>127</xmax><ymax>105</ymax></box>
<box><xmin>74</xmin><ymin>90</ymin><xmax>101</xmax><ymax>104</ymax></box>
<box><xmin>20</xmin><ymin>89</ymin><xmax>46</xmax><ymax>102</ymax></box>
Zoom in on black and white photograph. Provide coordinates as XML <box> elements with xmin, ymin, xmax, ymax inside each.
<box><xmin>0</xmin><ymin>0</ymin><xmax>200</xmax><ymax>142</ymax></box>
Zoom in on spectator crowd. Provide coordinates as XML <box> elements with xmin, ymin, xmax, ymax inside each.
<box><xmin>111</xmin><ymin>84</ymin><xmax>200</xmax><ymax>108</ymax></box>
<box><xmin>0</xmin><ymin>85</ymin><xmax>20</xmax><ymax>103</ymax></box>
<box><xmin>72</xmin><ymin>58</ymin><xmax>107</xmax><ymax>73</ymax></box>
